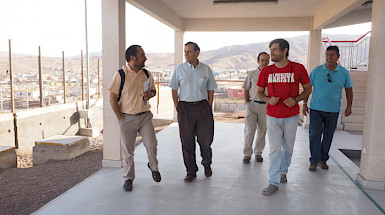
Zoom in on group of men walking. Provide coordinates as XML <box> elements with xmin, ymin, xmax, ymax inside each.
<box><xmin>107</xmin><ymin>38</ymin><xmax>353</xmax><ymax>196</ymax></box>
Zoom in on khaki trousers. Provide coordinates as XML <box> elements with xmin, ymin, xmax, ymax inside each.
<box><xmin>119</xmin><ymin>112</ymin><xmax>158</xmax><ymax>181</ymax></box>
<box><xmin>243</xmin><ymin>101</ymin><xmax>267</xmax><ymax>157</ymax></box>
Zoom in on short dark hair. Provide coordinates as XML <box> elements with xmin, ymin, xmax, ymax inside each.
<box><xmin>125</xmin><ymin>45</ymin><xmax>141</xmax><ymax>62</ymax></box>
<box><xmin>257</xmin><ymin>52</ymin><xmax>269</xmax><ymax>61</ymax></box>
<box><xmin>326</xmin><ymin>45</ymin><xmax>340</xmax><ymax>55</ymax></box>
<box><xmin>269</xmin><ymin>38</ymin><xmax>290</xmax><ymax>58</ymax></box>
<box><xmin>185</xmin><ymin>42</ymin><xmax>200</xmax><ymax>52</ymax></box>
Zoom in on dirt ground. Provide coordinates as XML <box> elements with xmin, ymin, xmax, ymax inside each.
<box><xmin>0</xmin><ymin>117</ymin><xmax>242</xmax><ymax>215</ymax></box>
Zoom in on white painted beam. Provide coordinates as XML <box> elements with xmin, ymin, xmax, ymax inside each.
<box><xmin>183</xmin><ymin>17</ymin><xmax>311</xmax><ymax>31</ymax></box>
<box><xmin>325</xmin><ymin>8</ymin><xmax>371</xmax><ymax>29</ymax></box>
<box><xmin>313</xmin><ymin>0</ymin><xmax>367</xmax><ymax>30</ymax></box>
<box><xmin>127</xmin><ymin>0</ymin><xmax>183</xmax><ymax>31</ymax></box>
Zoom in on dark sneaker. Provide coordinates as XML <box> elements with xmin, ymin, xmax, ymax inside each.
<box><xmin>309</xmin><ymin>163</ymin><xmax>317</xmax><ymax>171</ymax></box>
<box><xmin>184</xmin><ymin>173</ymin><xmax>197</xmax><ymax>183</ymax></box>
<box><xmin>243</xmin><ymin>156</ymin><xmax>251</xmax><ymax>163</ymax></box>
<box><xmin>147</xmin><ymin>162</ymin><xmax>161</xmax><ymax>182</ymax></box>
<box><xmin>280</xmin><ymin>174</ymin><xmax>287</xmax><ymax>183</ymax></box>
<box><xmin>204</xmin><ymin>166</ymin><xmax>212</xmax><ymax>177</ymax></box>
<box><xmin>255</xmin><ymin>155</ymin><xmax>263</xmax><ymax>162</ymax></box>
<box><xmin>319</xmin><ymin>161</ymin><xmax>329</xmax><ymax>170</ymax></box>
<box><xmin>262</xmin><ymin>184</ymin><xmax>279</xmax><ymax>196</ymax></box>
<box><xmin>123</xmin><ymin>179</ymin><xmax>133</xmax><ymax>192</ymax></box>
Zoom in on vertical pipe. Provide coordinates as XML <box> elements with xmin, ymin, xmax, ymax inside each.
<box><xmin>98</xmin><ymin>58</ymin><xmax>100</xmax><ymax>98</ymax></box>
<box><xmin>9</xmin><ymin>40</ymin><xmax>14</xmax><ymax>112</ymax></box>
<box><xmin>157</xmin><ymin>73</ymin><xmax>160</xmax><ymax>114</ymax></box>
<box><xmin>85</xmin><ymin>0</ymin><xmax>90</xmax><ymax>109</ymax></box>
<box><xmin>38</xmin><ymin>46</ymin><xmax>43</xmax><ymax>107</ymax></box>
<box><xmin>0</xmin><ymin>90</ymin><xmax>3</xmax><ymax>111</ymax></box>
<box><xmin>63</xmin><ymin>51</ymin><xmax>66</xmax><ymax>103</ymax></box>
<box><xmin>81</xmin><ymin>50</ymin><xmax>84</xmax><ymax>101</ymax></box>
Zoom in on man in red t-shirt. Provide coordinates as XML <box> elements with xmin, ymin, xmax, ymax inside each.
<box><xmin>257</xmin><ymin>39</ymin><xmax>312</xmax><ymax>196</ymax></box>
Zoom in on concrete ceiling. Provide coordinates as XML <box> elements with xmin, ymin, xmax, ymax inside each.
<box><xmin>127</xmin><ymin>0</ymin><xmax>372</xmax><ymax>31</ymax></box>
<box><xmin>160</xmin><ymin>0</ymin><xmax>330</xmax><ymax>18</ymax></box>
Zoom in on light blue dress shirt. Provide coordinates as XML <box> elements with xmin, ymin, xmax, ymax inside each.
<box><xmin>169</xmin><ymin>61</ymin><xmax>217</xmax><ymax>102</ymax></box>
<box><xmin>309</xmin><ymin>63</ymin><xmax>354</xmax><ymax>112</ymax></box>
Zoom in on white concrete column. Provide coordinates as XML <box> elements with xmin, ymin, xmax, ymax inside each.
<box><xmin>356</xmin><ymin>0</ymin><xmax>385</xmax><ymax>190</ymax></box>
<box><xmin>173</xmin><ymin>30</ymin><xmax>184</xmax><ymax>122</ymax></box>
<box><xmin>303</xmin><ymin>27</ymin><xmax>322</xmax><ymax>128</ymax></box>
<box><xmin>102</xmin><ymin>0</ymin><xmax>126</xmax><ymax>167</ymax></box>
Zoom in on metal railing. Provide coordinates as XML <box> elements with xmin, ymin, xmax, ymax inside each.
<box><xmin>322</xmin><ymin>31</ymin><xmax>371</xmax><ymax>70</ymax></box>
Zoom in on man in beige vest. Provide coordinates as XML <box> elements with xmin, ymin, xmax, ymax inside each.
<box><xmin>242</xmin><ymin>52</ymin><xmax>270</xmax><ymax>163</ymax></box>
<box><xmin>108</xmin><ymin>45</ymin><xmax>161</xmax><ymax>192</ymax></box>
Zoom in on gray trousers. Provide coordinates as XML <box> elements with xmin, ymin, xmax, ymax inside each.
<box><xmin>243</xmin><ymin>101</ymin><xmax>267</xmax><ymax>157</ymax></box>
<box><xmin>177</xmin><ymin>100</ymin><xmax>214</xmax><ymax>175</ymax></box>
<box><xmin>119</xmin><ymin>111</ymin><xmax>158</xmax><ymax>181</ymax></box>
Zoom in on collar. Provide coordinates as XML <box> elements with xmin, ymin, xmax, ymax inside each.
<box><xmin>323</xmin><ymin>63</ymin><xmax>341</xmax><ymax>72</ymax></box>
<box><xmin>187</xmin><ymin>60</ymin><xmax>200</xmax><ymax>69</ymax></box>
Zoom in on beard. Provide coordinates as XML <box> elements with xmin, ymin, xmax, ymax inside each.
<box><xmin>271</xmin><ymin>54</ymin><xmax>283</xmax><ymax>63</ymax></box>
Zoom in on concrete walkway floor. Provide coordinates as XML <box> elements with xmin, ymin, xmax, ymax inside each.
<box><xmin>33</xmin><ymin>123</ymin><xmax>385</xmax><ymax>215</ymax></box>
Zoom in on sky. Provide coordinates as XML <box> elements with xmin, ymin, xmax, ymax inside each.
<box><xmin>0</xmin><ymin>0</ymin><xmax>372</xmax><ymax>57</ymax></box>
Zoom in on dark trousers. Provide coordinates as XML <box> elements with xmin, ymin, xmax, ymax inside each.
<box><xmin>177</xmin><ymin>100</ymin><xmax>214</xmax><ymax>174</ymax></box>
<box><xmin>309</xmin><ymin>109</ymin><xmax>339</xmax><ymax>164</ymax></box>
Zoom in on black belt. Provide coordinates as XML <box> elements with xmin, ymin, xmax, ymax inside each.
<box><xmin>180</xmin><ymin>100</ymin><xmax>206</xmax><ymax>105</ymax></box>
<box><xmin>252</xmin><ymin>100</ymin><xmax>266</xmax><ymax>104</ymax></box>
<box><xmin>124</xmin><ymin>111</ymin><xmax>148</xmax><ymax>116</ymax></box>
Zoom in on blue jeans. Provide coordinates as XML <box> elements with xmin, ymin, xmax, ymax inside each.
<box><xmin>267</xmin><ymin>115</ymin><xmax>299</xmax><ymax>187</ymax></box>
<box><xmin>309</xmin><ymin>109</ymin><xmax>339</xmax><ymax>164</ymax></box>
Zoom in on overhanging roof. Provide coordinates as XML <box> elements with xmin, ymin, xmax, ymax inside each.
<box><xmin>127</xmin><ymin>0</ymin><xmax>372</xmax><ymax>31</ymax></box>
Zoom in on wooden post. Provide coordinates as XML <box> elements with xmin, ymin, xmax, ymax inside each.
<box><xmin>157</xmin><ymin>73</ymin><xmax>160</xmax><ymax>114</ymax></box>
<box><xmin>63</xmin><ymin>51</ymin><xmax>66</xmax><ymax>103</ymax></box>
<box><xmin>98</xmin><ymin>58</ymin><xmax>100</xmax><ymax>98</ymax></box>
<box><xmin>38</xmin><ymin>46</ymin><xmax>43</xmax><ymax>107</ymax></box>
<box><xmin>9</xmin><ymin>40</ymin><xmax>14</xmax><ymax>112</ymax></box>
<box><xmin>81</xmin><ymin>50</ymin><xmax>84</xmax><ymax>101</ymax></box>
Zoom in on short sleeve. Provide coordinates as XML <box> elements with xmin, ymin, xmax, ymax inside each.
<box><xmin>242</xmin><ymin>73</ymin><xmax>251</xmax><ymax>90</ymax></box>
<box><xmin>344</xmin><ymin>69</ymin><xmax>354</xmax><ymax>88</ymax></box>
<box><xmin>257</xmin><ymin>67</ymin><xmax>267</xmax><ymax>88</ymax></box>
<box><xmin>168</xmin><ymin>68</ymin><xmax>179</xmax><ymax>90</ymax></box>
<box><xmin>206</xmin><ymin>67</ymin><xmax>217</xmax><ymax>91</ymax></box>
<box><xmin>299</xmin><ymin>64</ymin><xmax>310</xmax><ymax>85</ymax></box>
<box><xmin>310</xmin><ymin>67</ymin><xmax>318</xmax><ymax>86</ymax></box>
<box><xmin>107</xmin><ymin>71</ymin><xmax>121</xmax><ymax>95</ymax></box>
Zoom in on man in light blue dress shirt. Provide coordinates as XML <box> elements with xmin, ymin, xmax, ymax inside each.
<box><xmin>169</xmin><ymin>42</ymin><xmax>218</xmax><ymax>183</ymax></box>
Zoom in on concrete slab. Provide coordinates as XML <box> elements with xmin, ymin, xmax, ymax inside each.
<box><xmin>0</xmin><ymin>146</ymin><xmax>17</xmax><ymax>169</ymax></box>
<box><xmin>32</xmin><ymin>123</ymin><xmax>385</xmax><ymax>215</ymax></box>
<box><xmin>33</xmin><ymin>135</ymin><xmax>90</xmax><ymax>165</ymax></box>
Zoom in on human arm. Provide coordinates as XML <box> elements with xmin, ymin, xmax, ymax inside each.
<box><xmin>244</xmin><ymin>90</ymin><xmax>250</xmax><ymax>104</ymax></box>
<box><xmin>257</xmin><ymin>87</ymin><xmax>280</xmax><ymax>105</ymax></box>
<box><xmin>109</xmin><ymin>91</ymin><xmax>122</xmax><ymax>122</ymax></box>
<box><xmin>302</xmin><ymin>96</ymin><xmax>309</xmax><ymax>116</ymax></box>
<box><xmin>172</xmin><ymin>89</ymin><xmax>179</xmax><ymax>109</ymax></box>
<box><xmin>345</xmin><ymin>87</ymin><xmax>353</xmax><ymax>116</ymax></box>
<box><xmin>143</xmin><ymin>90</ymin><xmax>156</xmax><ymax>101</ymax></box>
<box><xmin>283</xmin><ymin>82</ymin><xmax>312</xmax><ymax>107</ymax></box>
<box><xmin>208</xmin><ymin>90</ymin><xmax>214</xmax><ymax>107</ymax></box>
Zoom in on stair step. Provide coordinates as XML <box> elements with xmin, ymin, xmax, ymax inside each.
<box><xmin>342</xmin><ymin>100</ymin><xmax>365</xmax><ymax>108</ymax></box>
<box><xmin>342</xmin><ymin>94</ymin><xmax>366</xmax><ymax>102</ymax></box>
<box><xmin>342</xmin><ymin>114</ymin><xmax>364</xmax><ymax>123</ymax></box>
<box><xmin>343</xmin><ymin>123</ymin><xmax>364</xmax><ymax>131</ymax></box>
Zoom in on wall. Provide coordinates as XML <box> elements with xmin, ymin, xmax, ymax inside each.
<box><xmin>0</xmin><ymin>99</ymin><xmax>103</xmax><ymax>153</ymax></box>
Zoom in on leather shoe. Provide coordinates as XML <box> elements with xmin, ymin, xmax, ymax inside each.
<box><xmin>147</xmin><ymin>162</ymin><xmax>161</xmax><ymax>182</ymax></box>
<box><xmin>123</xmin><ymin>179</ymin><xmax>133</xmax><ymax>192</ymax></box>
<box><xmin>204</xmin><ymin>166</ymin><xmax>212</xmax><ymax>177</ymax></box>
<box><xmin>184</xmin><ymin>173</ymin><xmax>197</xmax><ymax>183</ymax></box>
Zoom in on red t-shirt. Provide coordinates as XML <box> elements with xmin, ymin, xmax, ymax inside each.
<box><xmin>257</xmin><ymin>61</ymin><xmax>310</xmax><ymax>118</ymax></box>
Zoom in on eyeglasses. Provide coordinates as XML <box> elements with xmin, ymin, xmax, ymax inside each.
<box><xmin>327</xmin><ymin>73</ymin><xmax>332</xmax><ymax>83</ymax></box>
